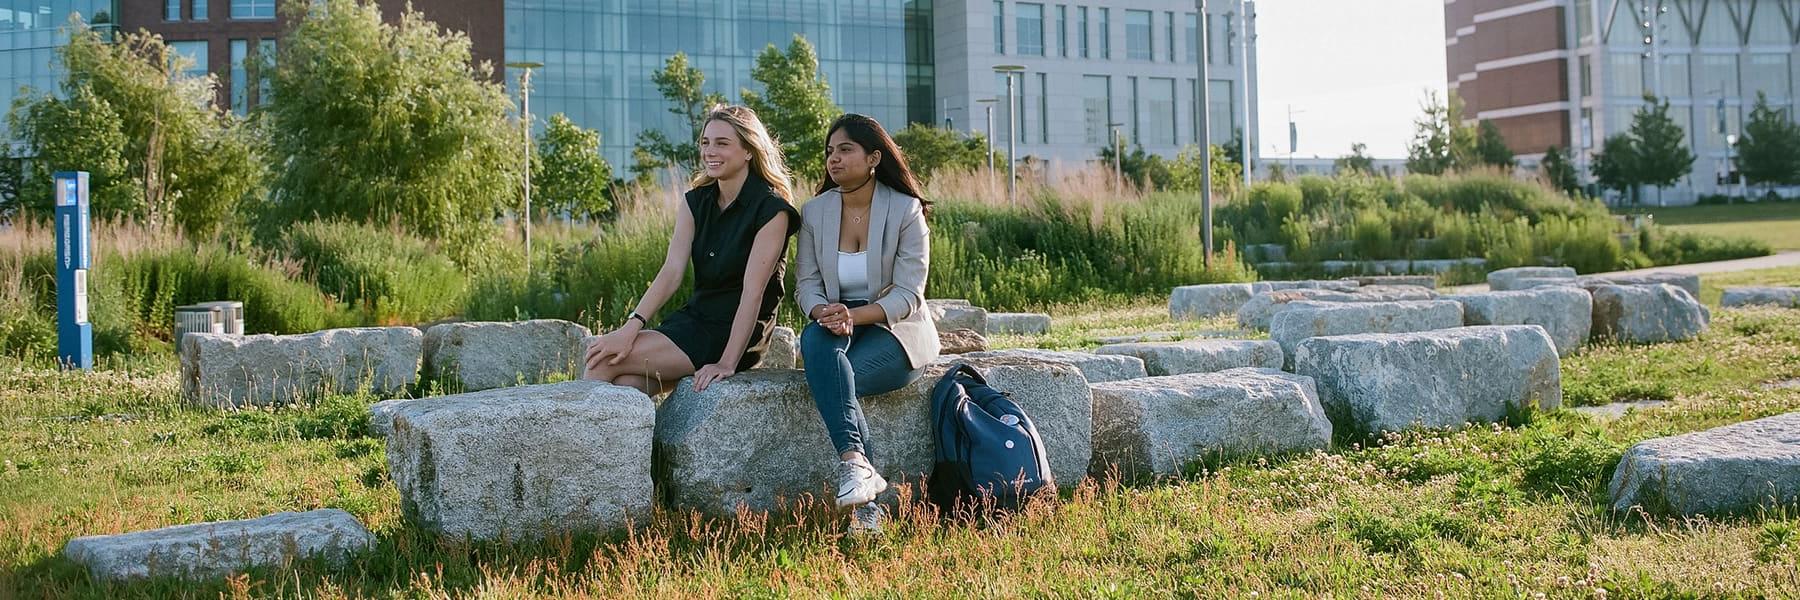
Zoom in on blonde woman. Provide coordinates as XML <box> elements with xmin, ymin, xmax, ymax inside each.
<box><xmin>583</xmin><ymin>105</ymin><xmax>799</xmax><ymax>394</ymax></box>
<box><xmin>795</xmin><ymin>113</ymin><xmax>940</xmax><ymax>534</ymax></box>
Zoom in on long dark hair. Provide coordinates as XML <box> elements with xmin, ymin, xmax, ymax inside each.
<box><xmin>817</xmin><ymin>113</ymin><xmax>931</xmax><ymax>215</ymax></box>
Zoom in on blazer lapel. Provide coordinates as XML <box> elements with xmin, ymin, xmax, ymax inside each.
<box><xmin>821</xmin><ymin>191</ymin><xmax>842</xmax><ymax>301</ymax></box>
<box><xmin>865</xmin><ymin>183</ymin><xmax>890</xmax><ymax>291</ymax></box>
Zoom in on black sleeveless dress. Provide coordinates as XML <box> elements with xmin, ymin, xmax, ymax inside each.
<box><xmin>653</xmin><ymin>174</ymin><xmax>799</xmax><ymax>371</ymax></box>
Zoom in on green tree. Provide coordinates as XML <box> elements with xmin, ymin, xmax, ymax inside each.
<box><xmin>1097</xmin><ymin>138</ymin><xmax>1157</xmax><ymax>189</ymax></box>
<box><xmin>1591</xmin><ymin>134</ymin><xmax>1639</xmax><ymax>203</ymax></box>
<box><xmin>1629</xmin><ymin>96</ymin><xmax>1696</xmax><ymax>200</ymax></box>
<box><xmin>631</xmin><ymin>52</ymin><xmax>726</xmax><ymax>182</ymax></box>
<box><xmin>1736</xmin><ymin>91</ymin><xmax>1800</xmax><ymax>192</ymax></box>
<box><xmin>1335</xmin><ymin>142</ymin><xmax>1376</xmax><ymax>175</ymax></box>
<box><xmin>892</xmin><ymin>124</ymin><xmax>1003</xmax><ymax>181</ymax></box>
<box><xmin>742</xmin><ymin>35</ymin><xmax>840</xmax><ymax>182</ymax></box>
<box><xmin>1163</xmin><ymin>144</ymin><xmax>1243</xmax><ymax>197</ymax></box>
<box><xmin>7</xmin><ymin>18</ymin><xmax>262</xmax><ymax>235</ymax></box>
<box><xmin>264</xmin><ymin>0</ymin><xmax>516</xmax><ymax>253</ymax></box>
<box><xmin>1405</xmin><ymin>90</ymin><xmax>1480</xmax><ymax>175</ymax></box>
<box><xmin>533</xmin><ymin>113</ymin><xmax>613</xmax><ymax>221</ymax></box>
<box><xmin>1540</xmin><ymin>145</ymin><xmax>1579</xmax><ymax>196</ymax></box>
<box><xmin>1474</xmin><ymin>120</ymin><xmax>1515</xmax><ymax>168</ymax></box>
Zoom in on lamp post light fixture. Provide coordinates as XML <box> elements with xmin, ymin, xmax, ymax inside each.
<box><xmin>506</xmin><ymin>60</ymin><xmax>544</xmax><ymax>277</ymax></box>
<box><xmin>993</xmin><ymin>64</ymin><xmax>1026</xmax><ymax>206</ymax></box>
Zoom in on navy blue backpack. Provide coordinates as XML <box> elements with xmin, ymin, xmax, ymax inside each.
<box><xmin>928</xmin><ymin>363</ymin><xmax>1055</xmax><ymax>510</ymax></box>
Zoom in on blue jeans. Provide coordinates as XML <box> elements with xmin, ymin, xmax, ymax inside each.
<box><xmin>800</xmin><ymin>316</ymin><xmax>923</xmax><ymax>461</ymax></box>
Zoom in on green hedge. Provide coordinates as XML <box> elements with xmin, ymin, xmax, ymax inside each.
<box><xmin>279</xmin><ymin>221</ymin><xmax>467</xmax><ymax>325</ymax></box>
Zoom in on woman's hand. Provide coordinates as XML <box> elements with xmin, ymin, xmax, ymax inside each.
<box><xmin>584</xmin><ymin>326</ymin><xmax>640</xmax><ymax>373</ymax></box>
<box><xmin>692</xmin><ymin>362</ymin><xmax>735</xmax><ymax>392</ymax></box>
<box><xmin>813</xmin><ymin>303</ymin><xmax>855</xmax><ymax>336</ymax></box>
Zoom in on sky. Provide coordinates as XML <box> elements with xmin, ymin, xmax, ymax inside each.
<box><xmin>1253</xmin><ymin>0</ymin><xmax>1447</xmax><ymax>160</ymax></box>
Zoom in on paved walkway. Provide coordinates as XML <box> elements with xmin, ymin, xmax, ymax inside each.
<box><xmin>1447</xmin><ymin>251</ymin><xmax>1800</xmax><ymax>293</ymax></box>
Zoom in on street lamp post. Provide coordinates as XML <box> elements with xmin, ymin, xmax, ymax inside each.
<box><xmin>1108</xmin><ymin>121</ymin><xmax>1125</xmax><ymax>193</ymax></box>
<box><xmin>1196</xmin><ymin>0</ymin><xmax>1212</xmax><ymax>269</ymax></box>
<box><xmin>506</xmin><ymin>60</ymin><xmax>543</xmax><ymax>278</ymax></box>
<box><xmin>1239</xmin><ymin>5</ymin><xmax>1255</xmax><ymax>190</ymax></box>
<box><xmin>977</xmin><ymin>97</ymin><xmax>998</xmax><ymax>196</ymax></box>
<box><xmin>994</xmin><ymin>64</ymin><xmax>1026</xmax><ymax>206</ymax></box>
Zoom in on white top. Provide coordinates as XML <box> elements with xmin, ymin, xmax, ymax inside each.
<box><xmin>837</xmin><ymin>251</ymin><xmax>871</xmax><ymax>301</ymax></box>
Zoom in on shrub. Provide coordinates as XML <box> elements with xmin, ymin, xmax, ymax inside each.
<box><xmin>280</xmin><ymin>221</ymin><xmax>466</xmax><ymax>325</ymax></box>
<box><xmin>1641</xmin><ymin>227</ymin><xmax>1771</xmax><ymax>265</ymax></box>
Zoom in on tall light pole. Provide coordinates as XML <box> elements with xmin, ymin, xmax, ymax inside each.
<box><xmin>994</xmin><ymin>64</ymin><xmax>1026</xmax><ymax>206</ymax></box>
<box><xmin>1239</xmin><ymin>4</ymin><xmax>1255</xmax><ymax>190</ymax></box>
<box><xmin>1196</xmin><ymin>0</ymin><xmax>1212</xmax><ymax>269</ymax></box>
<box><xmin>1109</xmin><ymin>121</ymin><xmax>1125</xmax><ymax>193</ymax></box>
<box><xmin>977</xmin><ymin>97</ymin><xmax>998</xmax><ymax>194</ymax></box>
<box><xmin>507</xmin><ymin>60</ymin><xmax>543</xmax><ymax>277</ymax></box>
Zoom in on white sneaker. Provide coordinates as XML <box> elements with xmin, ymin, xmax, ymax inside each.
<box><xmin>834</xmin><ymin>456</ymin><xmax>888</xmax><ymax>508</ymax></box>
<box><xmin>847</xmin><ymin>502</ymin><xmax>885</xmax><ymax>536</ymax></box>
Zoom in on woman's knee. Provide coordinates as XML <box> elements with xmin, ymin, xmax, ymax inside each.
<box><xmin>799</xmin><ymin>323</ymin><xmax>843</xmax><ymax>357</ymax></box>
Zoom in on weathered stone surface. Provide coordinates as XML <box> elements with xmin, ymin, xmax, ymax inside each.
<box><xmin>1590</xmin><ymin>284</ymin><xmax>1709</xmax><ymax>344</ymax></box>
<box><xmin>385</xmin><ymin>381</ymin><xmax>654</xmax><ymax>540</ymax></box>
<box><xmin>1609</xmin><ymin>411</ymin><xmax>1800</xmax><ymax>516</ymax></box>
<box><xmin>930</xmin><ymin>302</ymin><xmax>989</xmax><ymax>333</ymax></box>
<box><xmin>1268</xmin><ymin>300</ymin><xmax>1465</xmax><ymax>365</ymax></box>
<box><xmin>1488</xmin><ymin>266</ymin><xmax>1577</xmax><ymax>291</ymax></box>
<box><xmin>1093</xmin><ymin>339</ymin><xmax>1283</xmax><ymax>377</ymax></box>
<box><xmin>1580</xmin><ymin>272</ymin><xmax>1701</xmax><ymax>297</ymax></box>
<box><xmin>939</xmin><ymin>329</ymin><xmax>988</xmax><ymax>354</ymax></box>
<box><xmin>656</xmin><ymin>357</ymin><xmax>1092</xmax><ymax>515</ymax></box>
<box><xmin>1722</xmin><ymin>286</ymin><xmax>1800</xmax><ymax>308</ymax></box>
<box><xmin>1345</xmin><ymin>275</ymin><xmax>1437</xmax><ymax>288</ymax></box>
<box><xmin>956</xmin><ymin>349</ymin><xmax>1146</xmax><ymax>383</ymax></box>
<box><xmin>986</xmin><ymin>313</ymin><xmax>1052</xmax><ymax>335</ymax></box>
<box><xmin>1170</xmin><ymin>283</ymin><xmax>1255</xmax><ymax>320</ymax></box>
<box><xmin>424</xmin><ymin>320</ymin><xmax>591</xmax><ymax>392</ymax></box>
<box><xmin>1236</xmin><ymin>285</ymin><xmax>1440</xmax><ymax>331</ymax></box>
<box><xmin>62</xmin><ymin>509</ymin><xmax>372</xmax><ymax>581</ymax></box>
<box><xmin>1090</xmin><ymin>368</ymin><xmax>1331</xmax><ymax>477</ymax></box>
<box><xmin>1250</xmin><ymin>280</ymin><xmax>1361</xmax><ymax>293</ymax></box>
<box><xmin>1517</xmin><ymin>277</ymin><xmax>1585</xmax><ymax>290</ymax></box>
<box><xmin>930</xmin><ymin>298</ymin><xmax>972</xmax><ymax>307</ymax></box>
<box><xmin>180</xmin><ymin>327</ymin><xmax>422</xmax><ymax>407</ymax></box>
<box><xmin>1450</xmin><ymin>287</ymin><xmax>1593</xmax><ymax>356</ymax></box>
<box><xmin>1292</xmin><ymin>325</ymin><xmax>1562</xmax><ymax>434</ymax></box>
<box><xmin>758</xmin><ymin>326</ymin><xmax>798</xmax><ymax>369</ymax></box>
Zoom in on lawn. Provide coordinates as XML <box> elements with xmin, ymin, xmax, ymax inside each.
<box><xmin>1629</xmin><ymin>202</ymin><xmax>1800</xmax><ymax>251</ymax></box>
<box><xmin>4</xmin><ymin>273</ymin><xmax>1800</xmax><ymax>598</ymax></box>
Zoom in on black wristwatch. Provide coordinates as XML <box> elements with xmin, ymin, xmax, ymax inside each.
<box><xmin>627</xmin><ymin>312</ymin><xmax>647</xmax><ymax>326</ymax></box>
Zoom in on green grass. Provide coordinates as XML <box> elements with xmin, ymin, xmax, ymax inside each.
<box><xmin>1631</xmin><ymin>202</ymin><xmax>1800</xmax><ymax>251</ymax></box>
<box><xmin>4</xmin><ymin>276</ymin><xmax>1800</xmax><ymax>597</ymax></box>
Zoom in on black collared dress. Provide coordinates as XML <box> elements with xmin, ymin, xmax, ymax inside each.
<box><xmin>652</xmin><ymin>173</ymin><xmax>800</xmax><ymax>371</ymax></box>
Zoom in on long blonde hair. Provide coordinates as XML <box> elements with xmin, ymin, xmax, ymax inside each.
<box><xmin>689</xmin><ymin>105</ymin><xmax>794</xmax><ymax>204</ymax></box>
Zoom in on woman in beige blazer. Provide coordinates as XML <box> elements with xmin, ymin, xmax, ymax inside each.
<box><xmin>794</xmin><ymin>114</ymin><xmax>940</xmax><ymax>533</ymax></box>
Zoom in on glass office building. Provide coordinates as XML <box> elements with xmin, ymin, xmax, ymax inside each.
<box><xmin>504</xmin><ymin>0</ymin><xmax>934</xmax><ymax>168</ymax></box>
<box><xmin>0</xmin><ymin>1</ymin><xmax>116</xmax><ymax>123</ymax></box>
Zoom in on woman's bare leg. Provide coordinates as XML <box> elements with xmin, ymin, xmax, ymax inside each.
<box><xmin>585</xmin><ymin>330</ymin><xmax>696</xmax><ymax>395</ymax></box>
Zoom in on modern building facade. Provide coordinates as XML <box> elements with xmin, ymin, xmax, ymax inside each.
<box><xmin>4</xmin><ymin>0</ymin><xmax>1260</xmax><ymax>175</ymax></box>
<box><xmin>934</xmin><ymin>0</ymin><xmax>1259</xmax><ymax>170</ymax></box>
<box><xmin>1447</xmin><ymin>0</ymin><xmax>1800</xmax><ymax>204</ymax></box>
<box><xmin>0</xmin><ymin>0</ymin><xmax>118</xmax><ymax>120</ymax></box>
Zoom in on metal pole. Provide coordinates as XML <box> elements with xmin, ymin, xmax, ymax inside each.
<box><xmin>521</xmin><ymin>68</ymin><xmax>533</xmax><ymax>276</ymax></box>
<box><xmin>1114</xmin><ymin>127</ymin><xmax>1123</xmax><ymax>191</ymax></box>
<box><xmin>1239</xmin><ymin>4</ymin><xmax>1253</xmax><ymax>190</ymax></box>
<box><xmin>1006</xmin><ymin>73</ymin><xmax>1018</xmax><ymax>206</ymax></box>
<box><xmin>1198</xmin><ymin>0</ymin><xmax>1212</xmax><ymax>269</ymax></box>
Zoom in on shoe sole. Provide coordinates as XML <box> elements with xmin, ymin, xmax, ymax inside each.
<box><xmin>835</xmin><ymin>477</ymin><xmax>889</xmax><ymax>508</ymax></box>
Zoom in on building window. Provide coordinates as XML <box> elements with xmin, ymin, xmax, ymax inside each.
<box><xmin>256</xmin><ymin>39</ymin><xmax>277</xmax><ymax>107</ymax></box>
<box><xmin>1125</xmin><ymin>10</ymin><xmax>1151</xmax><ymax>61</ymax></box>
<box><xmin>1661</xmin><ymin>54</ymin><xmax>1691</xmax><ymax>98</ymax></box>
<box><xmin>994</xmin><ymin>1</ymin><xmax>1005</xmax><ymax>55</ymax></box>
<box><xmin>230</xmin><ymin>39</ymin><xmax>248</xmax><ymax>114</ymax></box>
<box><xmin>1186</xmin><ymin>13</ymin><xmax>1198</xmax><ymax>64</ymax></box>
<box><xmin>1018</xmin><ymin>3</ymin><xmax>1044</xmax><ymax>56</ymax></box>
<box><xmin>1128</xmin><ymin>75</ymin><xmax>1140</xmax><ymax>142</ymax></box>
<box><xmin>1037</xmin><ymin>72</ymin><xmax>1048</xmax><ymax>144</ymax></box>
<box><xmin>1697</xmin><ymin>54</ymin><xmax>1739</xmax><ymax>99</ymax></box>
<box><xmin>1099</xmin><ymin>8</ymin><xmax>1110</xmax><ymax>60</ymax></box>
<box><xmin>1747</xmin><ymin>54</ymin><xmax>1789</xmax><ymax>100</ymax></box>
<box><xmin>1206</xmin><ymin>13</ymin><xmax>1218</xmax><ymax>64</ymax></box>
<box><xmin>1210</xmin><ymin>79</ymin><xmax>1234</xmax><ymax>144</ymax></box>
<box><xmin>1575</xmin><ymin>0</ymin><xmax>1593</xmax><ymax>44</ymax></box>
<box><xmin>1078</xmin><ymin>7</ymin><xmax>1089</xmax><ymax>58</ymax></box>
<box><xmin>1165</xmin><ymin>12</ymin><xmax>1175</xmax><ymax>62</ymax></box>
<box><xmin>194</xmin><ymin>0</ymin><xmax>207</xmax><ymax>21</ymax></box>
<box><xmin>1083</xmin><ymin>75</ymin><xmax>1111</xmax><ymax>145</ymax></box>
<box><xmin>1609</xmin><ymin>52</ymin><xmax>1644</xmax><ymax>98</ymax></box>
<box><xmin>166</xmin><ymin>0</ymin><xmax>180</xmax><ymax>21</ymax></box>
<box><xmin>1147</xmin><ymin>77</ymin><xmax>1175</xmax><ymax>146</ymax></box>
<box><xmin>168</xmin><ymin>40</ymin><xmax>208</xmax><ymax>79</ymax></box>
<box><xmin>1579</xmin><ymin>55</ymin><xmax>1592</xmax><ymax>98</ymax></box>
<box><xmin>1056</xmin><ymin>5</ymin><xmax>1067</xmax><ymax>58</ymax></box>
<box><xmin>231</xmin><ymin>0</ymin><xmax>274</xmax><ymax>20</ymax></box>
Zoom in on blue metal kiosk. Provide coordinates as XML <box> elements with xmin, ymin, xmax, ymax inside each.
<box><xmin>54</xmin><ymin>171</ymin><xmax>92</xmax><ymax>371</ymax></box>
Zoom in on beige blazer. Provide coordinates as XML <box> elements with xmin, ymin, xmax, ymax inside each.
<box><xmin>795</xmin><ymin>181</ymin><xmax>940</xmax><ymax>369</ymax></box>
